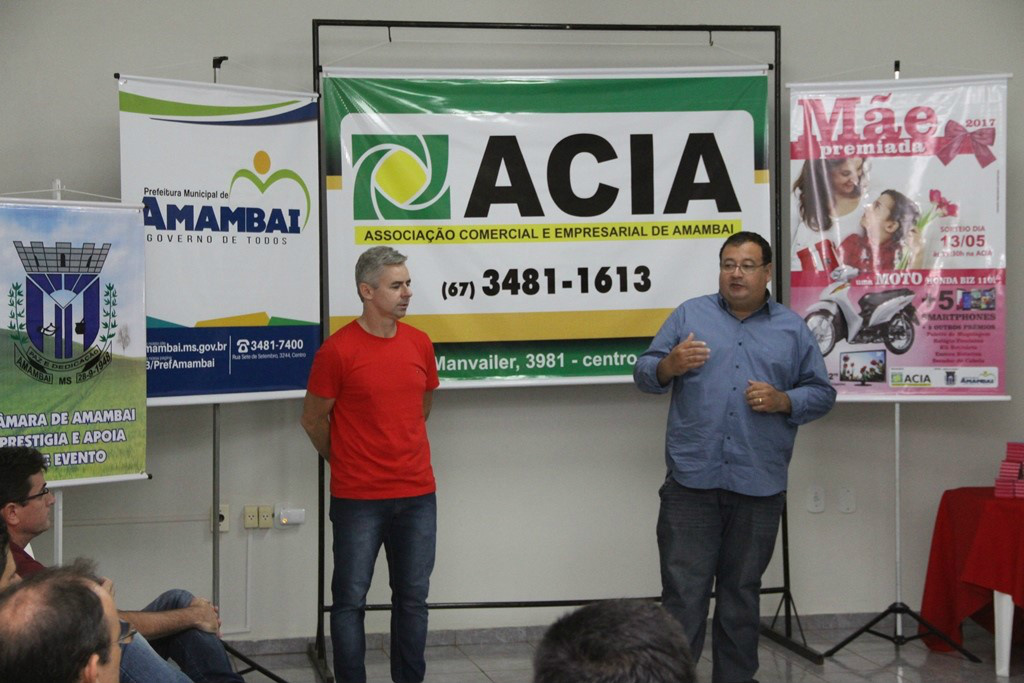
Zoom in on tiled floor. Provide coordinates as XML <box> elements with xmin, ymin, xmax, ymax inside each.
<box><xmin>233</xmin><ymin>620</ymin><xmax>1024</xmax><ymax>683</ymax></box>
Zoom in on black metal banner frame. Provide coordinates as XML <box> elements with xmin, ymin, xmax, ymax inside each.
<box><xmin>310</xmin><ymin>20</ymin><xmax>811</xmax><ymax>683</ymax></box>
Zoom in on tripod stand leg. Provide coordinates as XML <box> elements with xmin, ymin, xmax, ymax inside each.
<box><xmin>897</xmin><ymin>604</ymin><xmax>981</xmax><ymax>663</ymax></box>
<box><xmin>823</xmin><ymin>606</ymin><xmax>897</xmax><ymax>657</ymax></box>
<box><xmin>825</xmin><ymin>602</ymin><xmax>982</xmax><ymax>663</ymax></box>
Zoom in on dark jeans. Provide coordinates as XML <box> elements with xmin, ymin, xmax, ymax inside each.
<box><xmin>657</xmin><ymin>478</ymin><xmax>784</xmax><ymax>683</ymax></box>
<box><xmin>330</xmin><ymin>494</ymin><xmax>437</xmax><ymax>683</ymax></box>
<box><xmin>121</xmin><ymin>589</ymin><xmax>242</xmax><ymax>683</ymax></box>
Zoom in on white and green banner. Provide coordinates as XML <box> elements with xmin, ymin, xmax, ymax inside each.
<box><xmin>322</xmin><ymin>68</ymin><xmax>770</xmax><ymax>385</ymax></box>
<box><xmin>119</xmin><ymin>76</ymin><xmax>320</xmax><ymax>404</ymax></box>
<box><xmin>1</xmin><ymin>200</ymin><xmax>147</xmax><ymax>485</ymax></box>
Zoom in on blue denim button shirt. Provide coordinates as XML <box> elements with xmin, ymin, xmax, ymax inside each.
<box><xmin>634</xmin><ymin>293</ymin><xmax>836</xmax><ymax>496</ymax></box>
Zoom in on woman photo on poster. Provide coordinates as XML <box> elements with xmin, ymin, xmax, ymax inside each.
<box><xmin>791</xmin><ymin>157</ymin><xmax>867</xmax><ymax>272</ymax></box>
<box><xmin>836</xmin><ymin>189</ymin><xmax>920</xmax><ymax>273</ymax></box>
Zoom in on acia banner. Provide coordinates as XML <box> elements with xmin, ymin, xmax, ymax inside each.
<box><xmin>323</xmin><ymin>68</ymin><xmax>770</xmax><ymax>386</ymax></box>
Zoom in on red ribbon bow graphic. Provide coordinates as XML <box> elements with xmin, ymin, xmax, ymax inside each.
<box><xmin>936</xmin><ymin>120</ymin><xmax>997</xmax><ymax>167</ymax></box>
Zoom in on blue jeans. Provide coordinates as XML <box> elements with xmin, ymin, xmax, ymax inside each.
<box><xmin>330</xmin><ymin>494</ymin><xmax>437</xmax><ymax>683</ymax></box>
<box><xmin>657</xmin><ymin>478</ymin><xmax>784</xmax><ymax>683</ymax></box>
<box><xmin>121</xmin><ymin>634</ymin><xmax>192</xmax><ymax>683</ymax></box>
<box><xmin>120</xmin><ymin>589</ymin><xmax>243</xmax><ymax>683</ymax></box>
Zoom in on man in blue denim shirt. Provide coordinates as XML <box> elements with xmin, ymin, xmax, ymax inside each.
<box><xmin>634</xmin><ymin>232</ymin><xmax>835</xmax><ymax>683</ymax></box>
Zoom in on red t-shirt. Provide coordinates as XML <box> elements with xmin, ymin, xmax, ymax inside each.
<box><xmin>839</xmin><ymin>233</ymin><xmax>899</xmax><ymax>272</ymax></box>
<box><xmin>307</xmin><ymin>320</ymin><xmax>439</xmax><ymax>500</ymax></box>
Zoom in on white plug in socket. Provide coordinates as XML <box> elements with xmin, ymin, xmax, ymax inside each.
<box><xmin>275</xmin><ymin>505</ymin><xmax>306</xmax><ymax>528</ymax></box>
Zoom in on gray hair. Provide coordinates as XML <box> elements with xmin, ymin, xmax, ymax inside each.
<box><xmin>354</xmin><ymin>246</ymin><xmax>407</xmax><ymax>301</ymax></box>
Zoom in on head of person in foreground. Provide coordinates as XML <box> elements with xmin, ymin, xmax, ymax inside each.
<box><xmin>534</xmin><ymin>599</ymin><xmax>696</xmax><ymax>683</ymax></box>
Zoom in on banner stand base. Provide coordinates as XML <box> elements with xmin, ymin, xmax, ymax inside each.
<box><xmin>307</xmin><ymin>641</ymin><xmax>335</xmax><ymax>683</ymax></box>
<box><xmin>762</xmin><ymin>590</ymin><xmax>825</xmax><ymax>665</ymax></box>
<box><xmin>224</xmin><ymin>643</ymin><xmax>293</xmax><ymax>683</ymax></box>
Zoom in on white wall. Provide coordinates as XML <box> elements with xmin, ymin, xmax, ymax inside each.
<box><xmin>2</xmin><ymin>0</ymin><xmax>1021</xmax><ymax>640</ymax></box>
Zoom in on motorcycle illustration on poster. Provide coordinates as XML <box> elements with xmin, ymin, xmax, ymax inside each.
<box><xmin>788</xmin><ymin>76</ymin><xmax>1007</xmax><ymax>397</ymax></box>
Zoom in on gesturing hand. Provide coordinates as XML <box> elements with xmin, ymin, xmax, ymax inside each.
<box><xmin>664</xmin><ymin>332</ymin><xmax>710</xmax><ymax>377</ymax></box>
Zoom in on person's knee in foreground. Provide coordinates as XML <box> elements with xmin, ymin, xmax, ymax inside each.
<box><xmin>534</xmin><ymin>599</ymin><xmax>696</xmax><ymax>683</ymax></box>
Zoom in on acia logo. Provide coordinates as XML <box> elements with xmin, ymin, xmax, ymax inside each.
<box><xmin>890</xmin><ymin>371</ymin><xmax>932</xmax><ymax>387</ymax></box>
<box><xmin>352</xmin><ymin>135</ymin><xmax>452</xmax><ymax>220</ymax></box>
<box><xmin>350</xmin><ymin>129</ymin><xmax>741</xmax><ymax>222</ymax></box>
<box><xmin>7</xmin><ymin>241</ymin><xmax>117</xmax><ymax>385</ymax></box>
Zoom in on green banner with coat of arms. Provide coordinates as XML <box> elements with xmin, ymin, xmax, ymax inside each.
<box><xmin>0</xmin><ymin>200</ymin><xmax>147</xmax><ymax>484</ymax></box>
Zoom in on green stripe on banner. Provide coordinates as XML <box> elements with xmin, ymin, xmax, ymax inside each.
<box><xmin>323</xmin><ymin>75</ymin><xmax>768</xmax><ymax>176</ymax></box>
<box><xmin>119</xmin><ymin>91</ymin><xmax>298</xmax><ymax>117</ymax></box>
<box><xmin>435</xmin><ymin>338</ymin><xmax>651</xmax><ymax>382</ymax></box>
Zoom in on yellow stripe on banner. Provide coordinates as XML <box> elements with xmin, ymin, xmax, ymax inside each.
<box><xmin>329</xmin><ymin>309</ymin><xmax>674</xmax><ymax>342</ymax></box>
<box><xmin>754</xmin><ymin>169</ymin><xmax>770</xmax><ymax>184</ymax></box>
<box><xmin>326</xmin><ymin>175</ymin><xmax>342</xmax><ymax>190</ymax></box>
<box><xmin>356</xmin><ymin>221</ymin><xmax>741</xmax><ymax>246</ymax></box>
<box><xmin>196</xmin><ymin>312</ymin><xmax>270</xmax><ymax>327</ymax></box>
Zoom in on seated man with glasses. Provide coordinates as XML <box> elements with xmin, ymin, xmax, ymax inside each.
<box><xmin>634</xmin><ymin>231</ymin><xmax>836</xmax><ymax>683</ymax></box>
<box><xmin>0</xmin><ymin>446</ymin><xmax>242</xmax><ymax>683</ymax></box>
<box><xmin>0</xmin><ymin>559</ymin><xmax>125</xmax><ymax>683</ymax></box>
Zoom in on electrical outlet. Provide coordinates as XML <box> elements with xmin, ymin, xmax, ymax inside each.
<box><xmin>258</xmin><ymin>505</ymin><xmax>274</xmax><ymax>529</ymax></box>
<box><xmin>243</xmin><ymin>505</ymin><xmax>259</xmax><ymax>529</ymax></box>
<box><xmin>212</xmin><ymin>504</ymin><xmax>229</xmax><ymax>532</ymax></box>
<box><xmin>806</xmin><ymin>485</ymin><xmax>825</xmax><ymax>513</ymax></box>
<box><xmin>837</xmin><ymin>487</ymin><xmax>856</xmax><ymax>514</ymax></box>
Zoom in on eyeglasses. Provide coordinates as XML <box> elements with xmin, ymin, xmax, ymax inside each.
<box><xmin>720</xmin><ymin>262</ymin><xmax>767</xmax><ymax>275</ymax></box>
<box><xmin>118</xmin><ymin>620</ymin><xmax>137</xmax><ymax>649</ymax></box>
<box><xmin>18</xmin><ymin>486</ymin><xmax>50</xmax><ymax>505</ymax></box>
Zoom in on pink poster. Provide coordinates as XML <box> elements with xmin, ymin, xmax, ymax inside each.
<box><xmin>788</xmin><ymin>76</ymin><xmax>1007</xmax><ymax>397</ymax></box>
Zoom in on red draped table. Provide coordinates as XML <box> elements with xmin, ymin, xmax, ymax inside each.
<box><xmin>920</xmin><ymin>487</ymin><xmax>1024</xmax><ymax>673</ymax></box>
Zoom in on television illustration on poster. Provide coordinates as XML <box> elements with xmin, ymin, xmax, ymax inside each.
<box><xmin>956</xmin><ymin>288</ymin><xmax>998</xmax><ymax>311</ymax></box>
<box><xmin>839</xmin><ymin>349</ymin><xmax>886</xmax><ymax>386</ymax></box>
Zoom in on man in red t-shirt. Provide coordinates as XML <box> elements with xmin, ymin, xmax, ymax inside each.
<box><xmin>301</xmin><ymin>246</ymin><xmax>439</xmax><ymax>683</ymax></box>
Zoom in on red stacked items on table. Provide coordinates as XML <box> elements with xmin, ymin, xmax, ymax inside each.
<box><xmin>1008</xmin><ymin>442</ymin><xmax>1024</xmax><ymax>462</ymax></box>
<box><xmin>994</xmin><ymin>442</ymin><xmax>1024</xmax><ymax>498</ymax></box>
